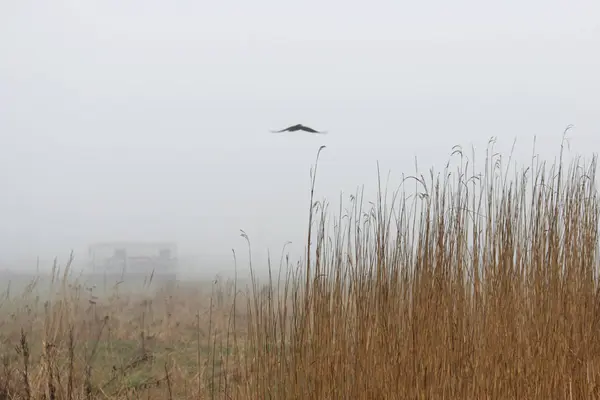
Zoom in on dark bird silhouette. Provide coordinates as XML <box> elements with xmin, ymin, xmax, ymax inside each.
<box><xmin>270</xmin><ymin>124</ymin><xmax>328</xmax><ymax>134</ymax></box>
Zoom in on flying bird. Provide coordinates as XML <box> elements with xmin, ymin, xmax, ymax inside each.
<box><xmin>270</xmin><ymin>124</ymin><xmax>328</xmax><ymax>134</ymax></box>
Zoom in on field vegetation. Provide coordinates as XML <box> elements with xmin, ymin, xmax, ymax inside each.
<box><xmin>2</xmin><ymin>137</ymin><xmax>600</xmax><ymax>399</ymax></box>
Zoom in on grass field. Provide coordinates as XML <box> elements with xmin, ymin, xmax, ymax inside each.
<box><xmin>2</xmin><ymin>140</ymin><xmax>600</xmax><ymax>399</ymax></box>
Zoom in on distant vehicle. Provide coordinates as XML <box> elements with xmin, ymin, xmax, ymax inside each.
<box><xmin>87</xmin><ymin>241</ymin><xmax>178</xmax><ymax>281</ymax></box>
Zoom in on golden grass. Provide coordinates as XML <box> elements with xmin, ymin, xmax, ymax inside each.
<box><xmin>2</xmin><ymin>136</ymin><xmax>600</xmax><ymax>399</ymax></box>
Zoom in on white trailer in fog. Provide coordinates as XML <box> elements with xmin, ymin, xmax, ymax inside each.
<box><xmin>87</xmin><ymin>241</ymin><xmax>178</xmax><ymax>280</ymax></box>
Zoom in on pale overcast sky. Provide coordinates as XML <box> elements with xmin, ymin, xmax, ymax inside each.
<box><xmin>1</xmin><ymin>0</ymin><xmax>599</xmax><ymax>271</ymax></box>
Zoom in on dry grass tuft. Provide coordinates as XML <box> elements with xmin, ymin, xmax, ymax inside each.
<box><xmin>2</xmin><ymin>137</ymin><xmax>600</xmax><ymax>399</ymax></box>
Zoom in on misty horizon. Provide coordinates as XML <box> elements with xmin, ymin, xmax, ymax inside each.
<box><xmin>1</xmin><ymin>1</ymin><xmax>599</xmax><ymax>275</ymax></box>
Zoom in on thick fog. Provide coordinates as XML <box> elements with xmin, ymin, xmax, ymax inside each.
<box><xmin>1</xmin><ymin>1</ymin><xmax>599</xmax><ymax>275</ymax></box>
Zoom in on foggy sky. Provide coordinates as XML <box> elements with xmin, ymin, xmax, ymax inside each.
<box><xmin>1</xmin><ymin>0</ymin><xmax>599</xmax><ymax>272</ymax></box>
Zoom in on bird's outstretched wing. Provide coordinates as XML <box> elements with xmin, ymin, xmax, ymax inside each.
<box><xmin>270</xmin><ymin>124</ymin><xmax>298</xmax><ymax>133</ymax></box>
<box><xmin>270</xmin><ymin>127</ymin><xmax>292</xmax><ymax>133</ymax></box>
<box><xmin>302</xmin><ymin>126</ymin><xmax>328</xmax><ymax>134</ymax></box>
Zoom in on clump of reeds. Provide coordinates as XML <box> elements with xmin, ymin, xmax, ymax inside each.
<box><xmin>241</xmin><ymin>136</ymin><xmax>600</xmax><ymax>399</ymax></box>
<box><xmin>0</xmin><ymin>254</ymin><xmax>200</xmax><ymax>399</ymax></box>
